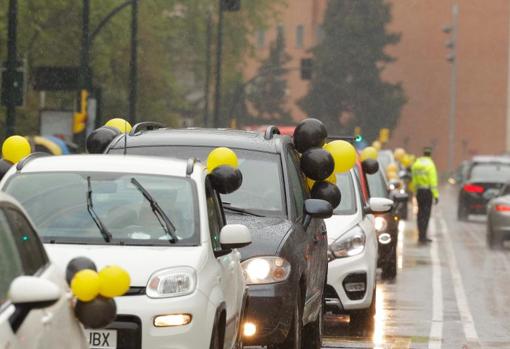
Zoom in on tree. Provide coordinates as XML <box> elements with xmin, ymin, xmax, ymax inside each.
<box><xmin>299</xmin><ymin>0</ymin><xmax>407</xmax><ymax>141</ymax></box>
<box><xmin>245</xmin><ymin>29</ymin><xmax>292</xmax><ymax>122</ymax></box>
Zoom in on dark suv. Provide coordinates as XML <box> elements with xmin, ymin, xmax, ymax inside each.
<box><xmin>106</xmin><ymin>124</ymin><xmax>332</xmax><ymax>349</ymax></box>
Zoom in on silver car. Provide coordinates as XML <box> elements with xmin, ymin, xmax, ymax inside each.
<box><xmin>487</xmin><ymin>183</ymin><xmax>510</xmax><ymax>248</ymax></box>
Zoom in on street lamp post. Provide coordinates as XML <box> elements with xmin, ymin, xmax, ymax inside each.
<box><xmin>128</xmin><ymin>0</ymin><xmax>138</xmax><ymax>125</ymax></box>
<box><xmin>5</xmin><ymin>0</ymin><xmax>18</xmax><ymax>137</ymax></box>
<box><xmin>213</xmin><ymin>0</ymin><xmax>225</xmax><ymax>128</ymax></box>
<box><xmin>444</xmin><ymin>3</ymin><xmax>459</xmax><ymax>174</ymax></box>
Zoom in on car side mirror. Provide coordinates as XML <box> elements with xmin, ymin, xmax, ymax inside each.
<box><xmin>8</xmin><ymin>276</ymin><xmax>62</xmax><ymax>332</ymax></box>
<box><xmin>365</xmin><ymin>197</ymin><xmax>394</xmax><ymax>214</ymax></box>
<box><xmin>303</xmin><ymin>199</ymin><xmax>333</xmax><ymax>230</ymax></box>
<box><xmin>220</xmin><ymin>224</ymin><xmax>252</xmax><ymax>250</ymax></box>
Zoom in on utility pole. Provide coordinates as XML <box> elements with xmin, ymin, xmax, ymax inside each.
<box><xmin>444</xmin><ymin>3</ymin><xmax>459</xmax><ymax>174</ymax></box>
<box><xmin>203</xmin><ymin>10</ymin><xmax>213</xmax><ymax>127</ymax></box>
<box><xmin>5</xmin><ymin>0</ymin><xmax>18</xmax><ymax>137</ymax></box>
<box><xmin>213</xmin><ymin>0</ymin><xmax>225</xmax><ymax>128</ymax></box>
<box><xmin>79</xmin><ymin>0</ymin><xmax>91</xmax><ymax>91</ymax></box>
<box><xmin>128</xmin><ymin>0</ymin><xmax>138</xmax><ymax>125</ymax></box>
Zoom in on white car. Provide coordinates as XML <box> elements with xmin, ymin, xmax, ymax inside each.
<box><xmin>324</xmin><ymin>169</ymin><xmax>393</xmax><ymax>330</ymax></box>
<box><xmin>0</xmin><ymin>192</ymin><xmax>88</xmax><ymax>349</ymax></box>
<box><xmin>1</xmin><ymin>154</ymin><xmax>252</xmax><ymax>349</ymax></box>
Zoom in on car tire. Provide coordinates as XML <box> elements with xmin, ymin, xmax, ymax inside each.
<box><xmin>210</xmin><ymin>323</ymin><xmax>222</xmax><ymax>349</ymax></box>
<box><xmin>302</xmin><ymin>300</ymin><xmax>323</xmax><ymax>349</ymax></box>
<box><xmin>381</xmin><ymin>245</ymin><xmax>397</xmax><ymax>280</ymax></box>
<box><xmin>457</xmin><ymin>204</ymin><xmax>468</xmax><ymax>221</ymax></box>
<box><xmin>271</xmin><ymin>286</ymin><xmax>303</xmax><ymax>349</ymax></box>
<box><xmin>349</xmin><ymin>289</ymin><xmax>376</xmax><ymax>335</ymax></box>
<box><xmin>487</xmin><ymin>223</ymin><xmax>503</xmax><ymax>250</ymax></box>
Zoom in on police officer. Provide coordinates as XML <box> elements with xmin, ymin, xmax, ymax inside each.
<box><xmin>411</xmin><ymin>147</ymin><xmax>439</xmax><ymax>243</ymax></box>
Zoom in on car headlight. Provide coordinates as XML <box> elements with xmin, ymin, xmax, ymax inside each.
<box><xmin>374</xmin><ymin>216</ymin><xmax>388</xmax><ymax>232</ymax></box>
<box><xmin>329</xmin><ymin>227</ymin><xmax>366</xmax><ymax>259</ymax></box>
<box><xmin>241</xmin><ymin>257</ymin><xmax>291</xmax><ymax>285</ymax></box>
<box><xmin>146</xmin><ymin>267</ymin><xmax>197</xmax><ymax>298</ymax></box>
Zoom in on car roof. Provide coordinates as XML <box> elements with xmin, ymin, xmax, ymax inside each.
<box><xmin>13</xmin><ymin>154</ymin><xmax>198</xmax><ymax>177</ymax></box>
<box><xmin>108</xmin><ymin>128</ymin><xmax>291</xmax><ymax>154</ymax></box>
<box><xmin>471</xmin><ymin>155</ymin><xmax>510</xmax><ymax>164</ymax></box>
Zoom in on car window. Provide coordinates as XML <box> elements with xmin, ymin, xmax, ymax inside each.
<box><xmin>4</xmin><ymin>172</ymin><xmax>199</xmax><ymax>246</ymax></box>
<box><xmin>6</xmin><ymin>208</ymin><xmax>49</xmax><ymax>275</ymax></box>
<box><xmin>366</xmin><ymin>172</ymin><xmax>389</xmax><ymax>198</ymax></box>
<box><xmin>285</xmin><ymin>147</ymin><xmax>309</xmax><ymax>220</ymax></box>
<box><xmin>468</xmin><ymin>163</ymin><xmax>510</xmax><ymax>182</ymax></box>
<box><xmin>205</xmin><ymin>179</ymin><xmax>224</xmax><ymax>252</ymax></box>
<box><xmin>0</xmin><ymin>209</ymin><xmax>23</xmax><ymax>306</ymax></box>
<box><xmin>334</xmin><ymin>172</ymin><xmax>357</xmax><ymax>215</ymax></box>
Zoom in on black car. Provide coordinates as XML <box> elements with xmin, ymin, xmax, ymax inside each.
<box><xmin>366</xmin><ymin>167</ymin><xmax>407</xmax><ymax>279</ymax></box>
<box><xmin>458</xmin><ymin>156</ymin><xmax>510</xmax><ymax>221</ymax></box>
<box><xmin>106</xmin><ymin>124</ymin><xmax>332</xmax><ymax>349</ymax></box>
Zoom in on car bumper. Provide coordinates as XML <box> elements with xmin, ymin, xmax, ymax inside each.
<box><xmin>326</xmin><ymin>247</ymin><xmax>376</xmax><ymax>313</ymax></box>
<box><xmin>460</xmin><ymin>195</ymin><xmax>489</xmax><ymax>214</ymax></box>
<box><xmin>242</xmin><ymin>280</ymin><xmax>295</xmax><ymax>346</ymax></box>
<box><xmin>110</xmin><ymin>291</ymin><xmax>214</xmax><ymax>349</ymax></box>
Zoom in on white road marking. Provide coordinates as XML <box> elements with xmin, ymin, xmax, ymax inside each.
<box><xmin>439</xmin><ymin>217</ymin><xmax>480</xmax><ymax>345</ymax></box>
<box><xmin>428</xmin><ymin>218</ymin><xmax>443</xmax><ymax>349</ymax></box>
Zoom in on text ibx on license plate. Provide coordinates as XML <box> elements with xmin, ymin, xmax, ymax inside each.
<box><xmin>85</xmin><ymin>329</ymin><xmax>118</xmax><ymax>349</ymax></box>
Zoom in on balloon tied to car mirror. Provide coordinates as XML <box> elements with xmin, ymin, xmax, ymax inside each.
<box><xmin>293</xmin><ymin>118</ymin><xmax>358</xmax><ymax>209</ymax></box>
<box><xmin>65</xmin><ymin>257</ymin><xmax>131</xmax><ymax>329</ymax></box>
<box><xmin>86</xmin><ymin>118</ymin><xmax>132</xmax><ymax>154</ymax></box>
<box><xmin>206</xmin><ymin>147</ymin><xmax>243</xmax><ymax>194</ymax></box>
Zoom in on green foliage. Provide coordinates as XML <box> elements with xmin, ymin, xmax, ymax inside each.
<box><xmin>299</xmin><ymin>0</ymin><xmax>407</xmax><ymax>141</ymax></box>
<box><xmin>0</xmin><ymin>0</ymin><xmax>283</xmax><ymax>137</ymax></box>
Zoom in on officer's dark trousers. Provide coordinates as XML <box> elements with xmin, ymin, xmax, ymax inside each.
<box><xmin>416</xmin><ymin>189</ymin><xmax>433</xmax><ymax>241</ymax></box>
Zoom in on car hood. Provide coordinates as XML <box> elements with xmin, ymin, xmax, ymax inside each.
<box><xmin>325</xmin><ymin>213</ymin><xmax>359</xmax><ymax>243</ymax></box>
<box><xmin>44</xmin><ymin>244</ymin><xmax>206</xmax><ymax>287</ymax></box>
<box><xmin>225</xmin><ymin>213</ymin><xmax>292</xmax><ymax>259</ymax></box>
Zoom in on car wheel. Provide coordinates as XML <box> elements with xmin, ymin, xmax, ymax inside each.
<box><xmin>487</xmin><ymin>223</ymin><xmax>503</xmax><ymax>250</ymax></box>
<box><xmin>272</xmin><ymin>286</ymin><xmax>303</xmax><ymax>349</ymax></box>
<box><xmin>302</xmin><ymin>300</ymin><xmax>323</xmax><ymax>349</ymax></box>
<box><xmin>349</xmin><ymin>289</ymin><xmax>376</xmax><ymax>336</ymax></box>
<box><xmin>209</xmin><ymin>323</ymin><xmax>222</xmax><ymax>349</ymax></box>
<box><xmin>457</xmin><ymin>204</ymin><xmax>468</xmax><ymax>221</ymax></box>
<box><xmin>381</xmin><ymin>245</ymin><xmax>397</xmax><ymax>280</ymax></box>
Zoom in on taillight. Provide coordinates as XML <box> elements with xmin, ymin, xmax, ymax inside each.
<box><xmin>463</xmin><ymin>184</ymin><xmax>484</xmax><ymax>193</ymax></box>
<box><xmin>495</xmin><ymin>204</ymin><xmax>510</xmax><ymax>212</ymax></box>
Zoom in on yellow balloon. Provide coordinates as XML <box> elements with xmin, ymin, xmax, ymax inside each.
<box><xmin>105</xmin><ymin>118</ymin><xmax>132</xmax><ymax>133</ymax></box>
<box><xmin>306</xmin><ymin>177</ymin><xmax>315</xmax><ymax>190</ymax></box>
<box><xmin>98</xmin><ymin>265</ymin><xmax>131</xmax><ymax>298</ymax></box>
<box><xmin>401</xmin><ymin>154</ymin><xmax>412</xmax><ymax>168</ymax></box>
<box><xmin>360</xmin><ymin>146</ymin><xmax>378</xmax><ymax>161</ymax></box>
<box><xmin>323</xmin><ymin>140</ymin><xmax>357</xmax><ymax>174</ymax></box>
<box><xmin>71</xmin><ymin>269</ymin><xmax>100</xmax><ymax>302</ymax></box>
<box><xmin>2</xmin><ymin>135</ymin><xmax>31</xmax><ymax>164</ymax></box>
<box><xmin>387</xmin><ymin>171</ymin><xmax>398</xmax><ymax>180</ymax></box>
<box><xmin>206</xmin><ymin>147</ymin><xmax>238</xmax><ymax>173</ymax></box>
<box><xmin>394</xmin><ymin>148</ymin><xmax>406</xmax><ymax>162</ymax></box>
<box><xmin>386</xmin><ymin>162</ymin><xmax>398</xmax><ymax>173</ymax></box>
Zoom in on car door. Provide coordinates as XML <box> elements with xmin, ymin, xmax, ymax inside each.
<box><xmin>205</xmin><ymin>180</ymin><xmax>240</xmax><ymax>348</ymax></box>
<box><xmin>285</xmin><ymin>147</ymin><xmax>327</xmax><ymax>321</ymax></box>
<box><xmin>0</xmin><ymin>208</ymin><xmax>24</xmax><ymax>349</ymax></box>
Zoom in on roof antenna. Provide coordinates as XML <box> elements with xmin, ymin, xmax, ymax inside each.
<box><xmin>123</xmin><ymin>119</ymin><xmax>128</xmax><ymax>155</ymax></box>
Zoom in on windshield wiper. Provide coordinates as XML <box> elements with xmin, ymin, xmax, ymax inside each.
<box><xmin>86</xmin><ymin>177</ymin><xmax>113</xmax><ymax>243</ymax></box>
<box><xmin>222</xmin><ymin>202</ymin><xmax>264</xmax><ymax>217</ymax></box>
<box><xmin>130</xmin><ymin>178</ymin><xmax>178</xmax><ymax>243</ymax></box>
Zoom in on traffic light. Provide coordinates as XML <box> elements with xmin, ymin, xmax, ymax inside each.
<box><xmin>379</xmin><ymin>128</ymin><xmax>390</xmax><ymax>143</ymax></box>
<box><xmin>1</xmin><ymin>61</ymin><xmax>24</xmax><ymax>107</ymax></box>
<box><xmin>354</xmin><ymin>127</ymin><xmax>363</xmax><ymax>142</ymax></box>
<box><xmin>222</xmin><ymin>0</ymin><xmax>241</xmax><ymax>11</ymax></box>
<box><xmin>301</xmin><ymin>58</ymin><xmax>313</xmax><ymax>80</ymax></box>
<box><xmin>73</xmin><ymin>90</ymin><xmax>88</xmax><ymax>134</ymax></box>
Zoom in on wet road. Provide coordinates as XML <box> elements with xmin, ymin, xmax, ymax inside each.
<box><xmin>254</xmin><ymin>185</ymin><xmax>510</xmax><ymax>348</ymax></box>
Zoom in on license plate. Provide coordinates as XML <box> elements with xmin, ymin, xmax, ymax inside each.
<box><xmin>85</xmin><ymin>329</ymin><xmax>117</xmax><ymax>349</ymax></box>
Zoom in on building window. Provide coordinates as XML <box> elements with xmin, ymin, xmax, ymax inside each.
<box><xmin>277</xmin><ymin>24</ymin><xmax>285</xmax><ymax>39</ymax></box>
<box><xmin>296</xmin><ymin>25</ymin><xmax>304</xmax><ymax>48</ymax></box>
<box><xmin>256</xmin><ymin>29</ymin><xmax>266</xmax><ymax>49</ymax></box>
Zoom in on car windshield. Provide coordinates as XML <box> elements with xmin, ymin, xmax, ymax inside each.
<box><xmin>3</xmin><ymin>172</ymin><xmax>198</xmax><ymax>246</ymax></box>
<box><xmin>469</xmin><ymin>163</ymin><xmax>510</xmax><ymax>182</ymax></box>
<box><xmin>367</xmin><ymin>172</ymin><xmax>389</xmax><ymax>199</ymax></box>
<box><xmin>334</xmin><ymin>172</ymin><xmax>356</xmax><ymax>215</ymax></box>
<box><xmin>110</xmin><ymin>146</ymin><xmax>285</xmax><ymax>216</ymax></box>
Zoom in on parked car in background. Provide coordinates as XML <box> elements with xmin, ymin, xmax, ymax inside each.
<box><xmin>458</xmin><ymin>156</ymin><xmax>510</xmax><ymax>220</ymax></box>
<box><xmin>487</xmin><ymin>182</ymin><xmax>510</xmax><ymax>249</ymax></box>
<box><xmin>0</xmin><ymin>192</ymin><xmax>88</xmax><ymax>349</ymax></box>
<box><xmin>1</xmin><ymin>154</ymin><xmax>252</xmax><ymax>349</ymax></box>
<box><xmin>105</xmin><ymin>125</ymin><xmax>333</xmax><ymax>349</ymax></box>
<box><xmin>377</xmin><ymin>150</ymin><xmax>395</xmax><ymax>172</ymax></box>
<box><xmin>325</xmin><ymin>166</ymin><xmax>393</xmax><ymax>331</ymax></box>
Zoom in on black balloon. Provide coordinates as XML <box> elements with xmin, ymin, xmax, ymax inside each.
<box><xmin>65</xmin><ymin>257</ymin><xmax>97</xmax><ymax>285</ymax></box>
<box><xmin>75</xmin><ymin>297</ymin><xmax>117</xmax><ymax>329</ymax></box>
<box><xmin>209</xmin><ymin>166</ymin><xmax>243</xmax><ymax>194</ymax></box>
<box><xmin>300</xmin><ymin>148</ymin><xmax>334</xmax><ymax>181</ymax></box>
<box><xmin>0</xmin><ymin>159</ymin><xmax>12</xmax><ymax>181</ymax></box>
<box><xmin>362</xmin><ymin>159</ymin><xmax>379</xmax><ymax>175</ymax></box>
<box><xmin>311</xmin><ymin>181</ymin><xmax>341</xmax><ymax>209</ymax></box>
<box><xmin>86</xmin><ymin>126</ymin><xmax>121</xmax><ymax>154</ymax></box>
<box><xmin>293</xmin><ymin>118</ymin><xmax>327</xmax><ymax>153</ymax></box>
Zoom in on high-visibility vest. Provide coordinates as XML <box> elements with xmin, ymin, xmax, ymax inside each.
<box><xmin>410</xmin><ymin>156</ymin><xmax>439</xmax><ymax>199</ymax></box>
